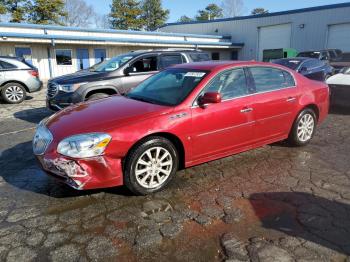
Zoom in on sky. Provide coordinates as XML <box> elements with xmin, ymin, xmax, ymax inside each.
<box><xmin>86</xmin><ymin>0</ymin><xmax>348</xmax><ymax>23</ymax></box>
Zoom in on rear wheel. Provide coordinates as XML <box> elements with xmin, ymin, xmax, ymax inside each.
<box><xmin>124</xmin><ymin>136</ymin><xmax>179</xmax><ymax>195</ymax></box>
<box><xmin>87</xmin><ymin>93</ymin><xmax>110</xmax><ymax>101</ymax></box>
<box><xmin>1</xmin><ymin>83</ymin><xmax>26</xmax><ymax>104</ymax></box>
<box><xmin>288</xmin><ymin>108</ymin><xmax>317</xmax><ymax>146</ymax></box>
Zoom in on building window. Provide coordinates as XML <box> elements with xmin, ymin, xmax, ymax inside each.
<box><xmin>56</xmin><ymin>49</ymin><xmax>72</xmax><ymax>65</ymax></box>
<box><xmin>212</xmin><ymin>52</ymin><xmax>220</xmax><ymax>60</ymax></box>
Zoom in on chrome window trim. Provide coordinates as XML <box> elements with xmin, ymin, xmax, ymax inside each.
<box><xmin>191</xmin><ymin>65</ymin><xmax>297</xmax><ymax>108</ymax></box>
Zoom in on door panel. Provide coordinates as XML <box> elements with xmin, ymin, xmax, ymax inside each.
<box><xmin>191</xmin><ymin>97</ymin><xmax>255</xmax><ymax>160</ymax></box>
<box><xmin>76</xmin><ymin>48</ymin><xmax>90</xmax><ymax>70</ymax></box>
<box><xmin>248</xmin><ymin>67</ymin><xmax>297</xmax><ymax>142</ymax></box>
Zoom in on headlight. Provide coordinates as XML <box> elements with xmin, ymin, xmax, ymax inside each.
<box><xmin>58</xmin><ymin>82</ymin><xmax>88</xmax><ymax>93</ymax></box>
<box><xmin>57</xmin><ymin>133</ymin><xmax>111</xmax><ymax>158</ymax></box>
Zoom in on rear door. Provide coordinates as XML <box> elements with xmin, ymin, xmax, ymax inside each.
<box><xmin>159</xmin><ymin>53</ymin><xmax>184</xmax><ymax>70</ymax></box>
<box><xmin>247</xmin><ymin>66</ymin><xmax>297</xmax><ymax>143</ymax></box>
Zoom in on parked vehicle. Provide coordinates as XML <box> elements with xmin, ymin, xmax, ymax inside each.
<box><xmin>272</xmin><ymin>57</ymin><xmax>334</xmax><ymax>81</ymax></box>
<box><xmin>263</xmin><ymin>48</ymin><xmax>298</xmax><ymax>62</ymax></box>
<box><xmin>33</xmin><ymin>61</ymin><xmax>329</xmax><ymax>195</ymax></box>
<box><xmin>297</xmin><ymin>49</ymin><xmax>350</xmax><ymax>73</ymax></box>
<box><xmin>46</xmin><ymin>49</ymin><xmax>211</xmax><ymax>111</ymax></box>
<box><xmin>0</xmin><ymin>56</ymin><xmax>42</xmax><ymax>104</ymax></box>
<box><xmin>326</xmin><ymin>67</ymin><xmax>350</xmax><ymax>107</ymax></box>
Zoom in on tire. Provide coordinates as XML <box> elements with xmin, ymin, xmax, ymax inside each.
<box><xmin>1</xmin><ymin>83</ymin><xmax>27</xmax><ymax>104</ymax></box>
<box><xmin>288</xmin><ymin>108</ymin><xmax>317</xmax><ymax>146</ymax></box>
<box><xmin>87</xmin><ymin>93</ymin><xmax>110</xmax><ymax>101</ymax></box>
<box><xmin>124</xmin><ymin>136</ymin><xmax>179</xmax><ymax>195</ymax></box>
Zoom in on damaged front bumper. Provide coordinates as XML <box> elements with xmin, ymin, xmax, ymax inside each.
<box><xmin>36</xmin><ymin>153</ymin><xmax>123</xmax><ymax>190</ymax></box>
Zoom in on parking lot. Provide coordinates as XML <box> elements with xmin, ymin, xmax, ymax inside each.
<box><xmin>0</xmin><ymin>90</ymin><xmax>350</xmax><ymax>261</ymax></box>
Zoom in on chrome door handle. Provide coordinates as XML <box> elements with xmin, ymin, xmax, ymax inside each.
<box><xmin>286</xmin><ymin>97</ymin><xmax>296</xmax><ymax>102</ymax></box>
<box><xmin>240</xmin><ymin>107</ymin><xmax>253</xmax><ymax>113</ymax></box>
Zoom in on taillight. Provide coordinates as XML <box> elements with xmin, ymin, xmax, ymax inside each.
<box><xmin>29</xmin><ymin>70</ymin><xmax>39</xmax><ymax>78</ymax></box>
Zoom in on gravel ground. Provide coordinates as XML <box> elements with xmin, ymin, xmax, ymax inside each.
<box><xmin>0</xmin><ymin>89</ymin><xmax>350</xmax><ymax>261</ymax></box>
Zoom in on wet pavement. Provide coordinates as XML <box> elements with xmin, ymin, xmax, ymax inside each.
<box><xmin>0</xmin><ymin>90</ymin><xmax>350</xmax><ymax>261</ymax></box>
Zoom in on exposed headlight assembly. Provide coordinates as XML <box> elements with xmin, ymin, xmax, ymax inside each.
<box><xmin>57</xmin><ymin>133</ymin><xmax>111</xmax><ymax>158</ymax></box>
<box><xmin>58</xmin><ymin>82</ymin><xmax>88</xmax><ymax>93</ymax></box>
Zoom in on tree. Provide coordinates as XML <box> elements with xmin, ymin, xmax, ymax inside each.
<box><xmin>109</xmin><ymin>0</ymin><xmax>144</xmax><ymax>30</ymax></box>
<box><xmin>28</xmin><ymin>0</ymin><xmax>67</xmax><ymax>25</ymax></box>
<box><xmin>221</xmin><ymin>0</ymin><xmax>243</xmax><ymax>17</ymax></box>
<box><xmin>178</xmin><ymin>15</ymin><xmax>193</xmax><ymax>23</ymax></box>
<box><xmin>2</xmin><ymin>0</ymin><xmax>30</xmax><ymax>23</ymax></box>
<box><xmin>141</xmin><ymin>0</ymin><xmax>169</xmax><ymax>31</ymax></box>
<box><xmin>196</xmin><ymin>4</ymin><xmax>223</xmax><ymax>21</ymax></box>
<box><xmin>64</xmin><ymin>0</ymin><xmax>97</xmax><ymax>27</ymax></box>
<box><xmin>251</xmin><ymin>8</ymin><xmax>269</xmax><ymax>15</ymax></box>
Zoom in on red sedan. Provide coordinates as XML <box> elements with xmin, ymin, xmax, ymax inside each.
<box><xmin>33</xmin><ymin>61</ymin><xmax>329</xmax><ymax>195</ymax></box>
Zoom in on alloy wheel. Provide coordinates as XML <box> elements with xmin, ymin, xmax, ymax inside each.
<box><xmin>5</xmin><ymin>85</ymin><xmax>24</xmax><ymax>102</ymax></box>
<box><xmin>135</xmin><ymin>146</ymin><xmax>173</xmax><ymax>189</ymax></box>
<box><xmin>297</xmin><ymin>113</ymin><xmax>315</xmax><ymax>142</ymax></box>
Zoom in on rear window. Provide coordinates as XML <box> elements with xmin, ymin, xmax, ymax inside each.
<box><xmin>250</xmin><ymin>67</ymin><xmax>295</xmax><ymax>93</ymax></box>
<box><xmin>0</xmin><ymin>60</ymin><xmax>17</xmax><ymax>69</ymax></box>
<box><xmin>189</xmin><ymin>53</ymin><xmax>210</xmax><ymax>62</ymax></box>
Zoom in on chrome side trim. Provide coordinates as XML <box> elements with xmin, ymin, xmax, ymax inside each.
<box><xmin>197</xmin><ymin>121</ymin><xmax>255</xmax><ymax>137</ymax></box>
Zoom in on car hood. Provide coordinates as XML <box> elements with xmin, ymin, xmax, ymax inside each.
<box><xmin>50</xmin><ymin>70</ymin><xmax>112</xmax><ymax>84</ymax></box>
<box><xmin>326</xmin><ymin>73</ymin><xmax>350</xmax><ymax>85</ymax></box>
<box><xmin>45</xmin><ymin>96</ymin><xmax>172</xmax><ymax>140</ymax></box>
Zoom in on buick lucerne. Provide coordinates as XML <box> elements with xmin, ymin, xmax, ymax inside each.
<box><xmin>33</xmin><ymin>61</ymin><xmax>329</xmax><ymax>195</ymax></box>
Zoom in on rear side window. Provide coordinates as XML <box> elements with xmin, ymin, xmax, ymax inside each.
<box><xmin>159</xmin><ymin>55</ymin><xmax>183</xmax><ymax>69</ymax></box>
<box><xmin>0</xmin><ymin>60</ymin><xmax>17</xmax><ymax>69</ymax></box>
<box><xmin>250</xmin><ymin>67</ymin><xmax>295</xmax><ymax>93</ymax></box>
<box><xmin>190</xmin><ymin>53</ymin><xmax>210</xmax><ymax>62</ymax></box>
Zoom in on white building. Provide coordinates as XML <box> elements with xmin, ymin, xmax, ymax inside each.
<box><xmin>0</xmin><ymin>23</ymin><xmax>240</xmax><ymax>80</ymax></box>
<box><xmin>159</xmin><ymin>2</ymin><xmax>350</xmax><ymax>61</ymax></box>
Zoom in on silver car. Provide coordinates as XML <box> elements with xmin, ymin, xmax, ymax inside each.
<box><xmin>0</xmin><ymin>57</ymin><xmax>42</xmax><ymax>104</ymax></box>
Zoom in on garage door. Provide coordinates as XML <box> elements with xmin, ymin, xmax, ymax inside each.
<box><xmin>327</xmin><ymin>23</ymin><xmax>350</xmax><ymax>52</ymax></box>
<box><xmin>258</xmin><ymin>24</ymin><xmax>291</xmax><ymax>61</ymax></box>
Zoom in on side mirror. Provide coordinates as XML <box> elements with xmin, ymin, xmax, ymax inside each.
<box><xmin>198</xmin><ymin>92</ymin><xmax>221</xmax><ymax>106</ymax></box>
<box><xmin>124</xmin><ymin>66</ymin><xmax>133</xmax><ymax>76</ymax></box>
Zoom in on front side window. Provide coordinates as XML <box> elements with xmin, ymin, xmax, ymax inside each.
<box><xmin>201</xmin><ymin>68</ymin><xmax>248</xmax><ymax>100</ymax></box>
<box><xmin>56</xmin><ymin>49</ymin><xmax>72</xmax><ymax>65</ymax></box>
<box><xmin>159</xmin><ymin>55</ymin><xmax>183</xmax><ymax>69</ymax></box>
<box><xmin>127</xmin><ymin>68</ymin><xmax>207</xmax><ymax>106</ymax></box>
<box><xmin>190</xmin><ymin>53</ymin><xmax>210</xmax><ymax>62</ymax></box>
<box><xmin>250</xmin><ymin>67</ymin><xmax>295</xmax><ymax>93</ymax></box>
<box><xmin>93</xmin><ymin>54</ymin><xmax>135</xmax><ymax>72</ymax></box>
<box><xmin>130</xmin><ymin>56</ymin><xmax>158</xmax><ymax>73</ymax></box>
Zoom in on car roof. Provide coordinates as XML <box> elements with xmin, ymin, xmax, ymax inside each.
<box><xmin>172</xmin><ymin>60</ymin><xmax>284</xmax><ymax>71</ymax></box>
<box><xmin>127</xmin><ymin>49</ymin><xmax>207</xmax><ymax>56</ymax></box>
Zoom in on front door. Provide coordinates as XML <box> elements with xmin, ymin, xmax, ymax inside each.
<box><xmin>247</xmin><ymin>66</ymin><xmax>297</xmax><ymax>142</ymax></box>
<box><xmin>120</xmin><ymin>55</ymin><xmax>159</xmax><ymax>93</ymax></box>
<box><xmin>191</xmin><ymin>68</ymin><xmax>255</xmax><ymax>160</ymax></box>
<box><xmin>94</xmin><ymin>49</ymin><xmax>106</xmax><ymax>64</ymax></box>
<box><xmin>76</xmin><ymin>48</ymin><xmax>90</xmax><ymax>70</ymax></box>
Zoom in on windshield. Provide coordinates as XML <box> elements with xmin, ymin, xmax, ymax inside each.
<box><xmin>92</xmin><ymin>54</ymin><xmax>135</xmax><ymax>72</ymax></box>
<box><xmin>126</xmin><ymin>68</ymin><xmax>208</xmax><ymax>106</ymax></box>
<box><xmin>272</xmin><ymin>59</ymin><xmax>302</xmax><ymax>70</ymax></box>
<box><xmin>297</xmin><ymin>52</ymin><xmax>320</xmax><ymax>59</ymax></box>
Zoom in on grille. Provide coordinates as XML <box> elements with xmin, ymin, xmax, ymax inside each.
<box><xmin>33</xmin><ymin>125</ymin><xmax>53</xmax><ymax>155</ymax></box>
<box><xmin>47</xmin><ymin>82</ymin><xmax>58</xmax><ymax>98</ymax></box>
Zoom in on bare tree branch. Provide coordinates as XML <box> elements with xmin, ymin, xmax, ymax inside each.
<box><xmin>221</xmin><ymin>0</ymin><xmax>244</xmax><ymax>18</ymax></box>
<box><xmin>64</xmin><ymin>0</ymin><xmax>98</xmax><ymax>27</ymax></box>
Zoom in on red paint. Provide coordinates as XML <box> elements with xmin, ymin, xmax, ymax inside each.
<box><xmin>37</xmin><ymin>61</ymin><xmax>329</xmax><ymax>190</ymax></box>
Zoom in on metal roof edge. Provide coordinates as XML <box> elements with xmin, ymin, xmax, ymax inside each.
<box><xmin>158</xmin><ymin>2</ymin><xmax>350</xmax><ymax>28</ymax></box>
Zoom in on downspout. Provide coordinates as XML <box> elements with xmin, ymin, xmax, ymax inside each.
<box><xmin>45</xmin><ymin>28</ymin><xmax>53</xmax><ymax>79</ymax></box>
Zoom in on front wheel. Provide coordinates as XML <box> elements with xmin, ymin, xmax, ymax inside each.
<box><xmin>288</xmin><ymin>108</ymin><xmax>317</xmax><ymax>146</ymax></box>
<box><xmin>87</xmin><ymin>93</ymin><xmax>110</xmax><ymax>101</ymax></box>
<box><xmin>124</xmin><ymin>136</ymin><xmax>179</xmax><ymax>195</ymax></box>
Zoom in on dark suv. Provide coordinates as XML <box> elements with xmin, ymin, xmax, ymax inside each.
<box><xmin>47</xmin><ymin>49</ymin><xmax>210</xmax><ymax>110</ymax></box>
